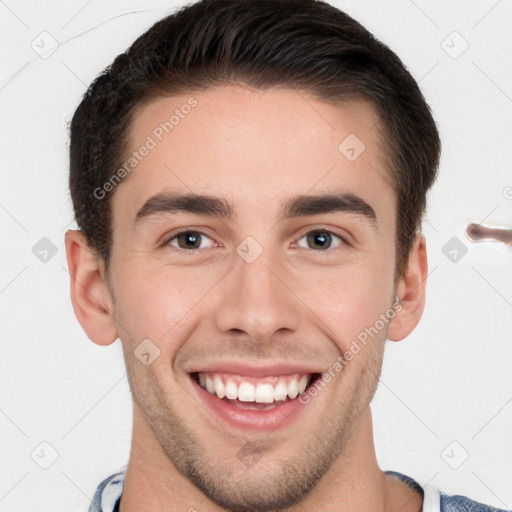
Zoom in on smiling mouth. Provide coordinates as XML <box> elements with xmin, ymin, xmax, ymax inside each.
<box><xmin>190</xmin><ymin>371</ymin><xmax>322</xmax><ymax>410</ymax></box>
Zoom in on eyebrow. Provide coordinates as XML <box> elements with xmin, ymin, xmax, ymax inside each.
<box><xmin>135</xmin><ymin>191</ymin><xmax>377</xmax><ymax>225</ymax></box>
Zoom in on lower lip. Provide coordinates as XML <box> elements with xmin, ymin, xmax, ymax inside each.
<box><xmin>190</xmin><ymin>375</ymin><xmax>314</xmax><ymax>432</ymax></box>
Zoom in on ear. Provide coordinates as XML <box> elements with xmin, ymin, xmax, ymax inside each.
<box><xmin>387</xmin><ymin>233</ymin><xmax>428</xmax><ymax>342</ymax></box>
<box><xmin>64</xmin><ymin>230</ymin><xmax>118</xmax><ymax>346</ymax></box>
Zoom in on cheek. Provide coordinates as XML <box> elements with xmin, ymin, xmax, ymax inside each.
<box><xmin>112</xmin><ymin>263</ymin><xmax>218</xmax><ymax>347</ymax></box>
<box><xmin>296</xmin><ymin>259</ymin><xmax>394</xmax><ymax>352</ymax></box>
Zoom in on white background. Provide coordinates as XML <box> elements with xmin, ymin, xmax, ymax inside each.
<box><xmin>1</xmin><ymin>1</ymin><xmax>511</xmax><ymax>510</ymax></box>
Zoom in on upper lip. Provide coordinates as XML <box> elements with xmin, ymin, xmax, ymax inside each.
<box><xmin>188</xmin><ymin>361</ymin><xmax>323</xmax><ymax>378</ymax></box>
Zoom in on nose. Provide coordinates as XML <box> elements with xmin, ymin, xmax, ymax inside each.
<box><xmin>214</xmin><ymin>245</ymin><xmax>302</xmax><ymax>343</ymax></box>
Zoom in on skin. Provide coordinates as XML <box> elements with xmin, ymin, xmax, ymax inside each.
<box><xmin>65</xmin><ymin>85</ymin><xmax>428</xmax><ymax>511</ymax></box>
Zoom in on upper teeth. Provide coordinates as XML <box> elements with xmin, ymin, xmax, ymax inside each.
<box><xmin>198</xmin><ymin>373</ymin><xmax>311</xmax><ymax>403</ymax></box>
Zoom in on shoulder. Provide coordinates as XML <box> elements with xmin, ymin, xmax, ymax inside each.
<box><xmin>88</xmin><ymin>470</ymin><xmax>126</xmax><ymax>512</ymax></box>
<box><xmin>440</xmin><ymin>491</ymin><xmax>510</xmax><ymax>512</ymax></box>
<box><xmin>385</xmin><ymin>471</ymin><xmax>511</xmax><ymax>512</ymax></box>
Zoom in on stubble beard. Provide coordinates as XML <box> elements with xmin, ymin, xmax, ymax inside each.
<box><xmin>123</xmin><ymin>334</ymin><xmax>386</xmax><ymax>512</ymax></box>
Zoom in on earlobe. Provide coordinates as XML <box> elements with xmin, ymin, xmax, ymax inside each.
<box><xmin>64</xmin><ymin>230</ymin><xmax>118</xmax><ymax>346</ymax></box>
<box><xmin>387</xmin><ymin>233</ymin><xmax>428</xmax><ymax>342</ymax></box>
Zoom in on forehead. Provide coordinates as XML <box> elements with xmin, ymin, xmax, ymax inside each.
<box><xmin>112</xmin><ymin>85</ymin><xmax>393</xmax><ymax>226</ymax></box>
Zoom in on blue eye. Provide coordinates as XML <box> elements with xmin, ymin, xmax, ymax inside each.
<box><xmin>167</xmin><ymin>230</ymin><xmax>215</xmax><ymax>250</ymax></box>
<box><xmin>296</xmin><ymin>230</ymin><xmax>344</xmax><ymax>251</ymax></box>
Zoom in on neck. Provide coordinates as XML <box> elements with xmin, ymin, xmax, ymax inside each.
<box><xmin>120</xmin><ymin>404</ymin><xmax>423</xmax><ymax>512</ymax></box>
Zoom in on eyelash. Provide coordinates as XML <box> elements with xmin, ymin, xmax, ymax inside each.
<box><xmin>161</xmin><ymin>227</ymin><xmax>349</xmax><ymax>254</ymax></box>
<box><xmin>293</xmin><ymin>228</ymin><xmax>349</xmax><ymax>253</ymax></box>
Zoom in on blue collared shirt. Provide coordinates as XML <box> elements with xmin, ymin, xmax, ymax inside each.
<box><xmin>88</xmin><ymin>468</ymin><xmax>510</xmax><ymax>512</ymax></box>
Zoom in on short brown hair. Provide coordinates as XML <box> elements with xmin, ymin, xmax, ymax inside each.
<box><xmin>69</xmin><ymin>0</ymin><xmax>441</xmax><ymax>277</ymax></box>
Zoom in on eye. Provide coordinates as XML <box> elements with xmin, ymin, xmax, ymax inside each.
<box><xmin>295</xmin><ymin>229</ymin><xmax>346</xmax><ymax>251</ymax></box>
<box><xmin>165</xmin><ymin>230</ymin><xmax>216</xmax><ymax>250</ymax></box>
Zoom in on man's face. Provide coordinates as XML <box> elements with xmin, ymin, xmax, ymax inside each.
<box><xmin>107</xmin><ymin>86</ymin><xmax>398</xmax><ymax>509</ymax></box>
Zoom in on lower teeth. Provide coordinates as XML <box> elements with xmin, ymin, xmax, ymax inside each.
<box><xmin>224</xmin><ymin>397</ymin><xmax>288</xmax><ymax>410</ymax></box>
